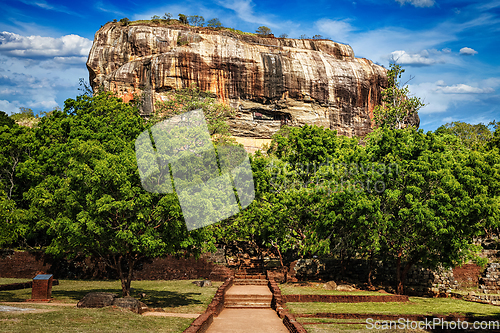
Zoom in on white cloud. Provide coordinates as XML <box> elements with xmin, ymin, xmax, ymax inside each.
<box><xmin>0</xmin><ymin>99</ymin><xmax>21</xmax><ymax>114</ymax></box>
<box><xmin>315</xmin><ymin>19</ymin><xmax>354</xmax><ymax>43</ymax></box>
<box><xmin>217</xmin><ymin>0</ymin><xmax>276</xmax><ymax>27</ymax></box>
<box><xmin>410</xmin><ymin>80</ymin><xmax>498</xmax><ymax>115</ymax></box>
<box><xmin>390</xmin><ymin>50</ymin><xmax>438</xmax><ymax>66</ymax></box>
<box><xmin>395</xmin><ymin>0</ymin><xmax>435</xmax><ymax>8</ymax></box>
<box><xmin>436</xmin><ymin>83</ymin><xmax>494</xmax><ymax>94</ymax></box>
<box><xmin>441</xmin><ymin>116</ymin><xmax>455</xmax><ymax>123</ymax></box>
<box><xmin>459</xmin><ymin>47</ymin><xmax>478</xmax><ymax>55</ymax></box>
<box><xmin>0</xmin><ymin>32</ymin><xmax>92</xmax><ymax>59</ymax></box>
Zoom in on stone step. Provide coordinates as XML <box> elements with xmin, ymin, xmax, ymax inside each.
<box><xmin>224</xmin><ymin>302</ymin><xmax>271</xmax><ymax>308</ymax></box>
<box><xmin>225</xmin><ymin>293</ymin><xmax>272</xmax><ymax>299</ymax></box>
<box><xmin>234</xmin><ymin>278</ymin><xmax>268</xmax><ymax>286</ymax></box>
<box><xmin>234</xmin><ymin>274</ymin><xmax>267</xmax><ymax>280</ymax></box>
<box><xmin>224</xmin><ymin>294</ymin><xmax>272</xmax><ymax>308</ymax></box>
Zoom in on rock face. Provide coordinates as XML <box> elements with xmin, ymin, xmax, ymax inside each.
<box><xmin>87</xmin><ymin>23</ymin><xmax>388</xmax><ymax>139</ymax></box>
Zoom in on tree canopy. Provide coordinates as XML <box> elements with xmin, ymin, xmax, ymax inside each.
<box><xmin>374</xmin><ymin>64</ymin><xmax>424</xmax><ymax>130</ymax></box>
<box><xmin>23</xmin><ymin>92</ymin><xmax>215</xmax><ymax>296</ymax></box>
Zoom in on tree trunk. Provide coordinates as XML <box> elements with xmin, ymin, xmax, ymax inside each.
<box><xmin>113</xmin><ymin>255</ymin><xmax>135</xmax><ymax>297</ymax></box>
<box><xmin>396</xmin><ymin>253</ymin><xmax>403</xmax><ymax>294</ymax></box>
<box><xmin>367</xmin><ymin>251</ymin><xmax>374</xmax><ymax>287</ymax></box>
<box><xmin>395</xmin><ymin>253</ymin><xmax>414</xmax><ymax>295</ymax></box>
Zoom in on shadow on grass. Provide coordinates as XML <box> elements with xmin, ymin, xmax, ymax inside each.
<box><xmin>49</xmin><ymin>288</ymin><xmax>204</xmax><ymax>309</ymax></box>
<box><xmin>132</xmin><ymin>289</ymin><xmax>203</xmax><ymax>309</ymax></box>
<box><xmin>0</xmin><ymin>289</ymin><xmax>32</xmax><ymax>302</ymax></box>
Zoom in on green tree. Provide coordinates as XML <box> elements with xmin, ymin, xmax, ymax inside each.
<box><xmin>435</xmin><ymin>121</ymin><xmax>493</xmax><ymax>150</ymax></box>
<box><xmin>278</xmin><ymin>33</ymin><xmax>288</xmax><ymax>39</ymax></box>
<box><xmin>27</xmin><ymin>92</ymin><xmax>213</xmax><ymax>296</ymax></box>
<box><xmin>188</xmin><ymin>15</ymin><xmax>205</xmax><ymax>27</ymax></box>
<box><xmin>207</xmin><ymin>18</ymin><xmax>222</xmax><ymax>28</ymax></box>
<box><xmin>225</xmin><ymin>125</ymin><xmax>369</xmax><ymax>266</ymax></box>
<box><xmin>373</xmin><ymin>64</ymin><xmax>424</xmax><ymax>130</ymax></box>
<box><xmin>151</xmin><ymin>15</ymin><xmax>161</xmax><ymax>24</ymax></box>
<box><xmin>256</xmin><ymin>26</ymin><xmax>272</xmax><ymax>37</ymax></box>
<box><xmin>228</xmin><ymin>124</ymin><xmax>500</xmax><ymax>294</ymax></box>
<box><xmin>119</xmin><ymin>17</ymin><xmax>130</xmax><ymax>26</ymax></box>
<box><xmin>10</xmin><ymin>107</ymin><xmax>35</xmax><ymax>121</ymax></box>
<box><xmin>365</xmin><ymin>127</ymin><xmax>500</xmax><ymax>294</ymax></box>
<box><xmin>0</xmin><ymin>125</ymin><xmax>31</xmax><ymax>249</ymax></box>
<box><xmin>162</xmin><ymin>13</ymin><xmax>172</xmax><ymax>21</ymax></box>
<box><xmin>178</xmin><ymin>14</ymin><xmax>188</xmax><ymax>25</ymax></box>
<box><xmin>0</xmin><ymin>111</ymin><xmax>15</xmax><ymax>128</ymax></box>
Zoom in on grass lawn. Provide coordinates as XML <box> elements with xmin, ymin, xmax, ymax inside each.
<box><xmin>301</xmin><ymin>318</ymin><xmax>427</xmax><ymax>332</ymax></box>
<box><xmin>287</xmin><ymin>297</ymin><xmax>500</xmax><ymax>317</ymax></box>
<box><xmin>0</xmin><ymin>304</ymin><xmax>193</xmax><ymax>333</ymax></box>
<box><xmin>0</xmin><ymin>279</ymin><xmax>222</xmax><ymax>333</ymax></box>
<box><xmin>302</xmin><ymin>324</ymin><xmax>425</xmax><ymax>333</ymax></box>
<box><xmin>0</xmin><ymin>278</ymin><xmax>221</xmax><ymax>314</ymax></box>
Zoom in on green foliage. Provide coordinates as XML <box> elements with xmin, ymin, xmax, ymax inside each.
<box><xmin>0</xmin><ymin>111</ymin><xmax>15</xmax><ymax>128</ymax></box>
<box><xmin>0</xmin><ymin>123</ymin><xmax>33</xmax><ymax>248</ymax></box>
<box><xmin>119</xmin><ymin>17</ymin><xmax>130</xmax><ymax>26</ymax></box>
<box><xmin>188</xmin><ymin>15</ymin><xmax>204</xmax><ymax>27</ymax></box>
<box><xmin>279</xmin><ymin>33</ymin><xmax>288</xmax><ymax>38</ymax></box>
<box><xmin>177</xmin><ymin>35</ymin><xmax>189</xmax><ymax>46</ymax></box>
<box><xmin>256</xmin><ymin>26</ymin><xmax>272</xmax><ymax>36</ymax></box>
<box><xmin>223</xmin><ymin>124</ymin><xmax>500</xmax><ymax>293</ymax></box>
<box><xmin>162</xmin><ymin>12</ymin><xmax>172</xmax><ymax>21</ymax></box>
<box><xmin>154</xmin><ymin>84</ymin><xmax>235</xmax><ymax>141</ymax></box>
<box><xmin>25</xmin><ymin>92</ymin><xmax>213</xmax><ymax>296</ymax></box>
<box><xmin>491</xmin><ymin>125</ymin><xmax>500</xmax><ymax>151</ymax></box>
<box><xmin>151</xmin><ymin>15</ymin><xmax>161</xmax><ymax>24</ymax></box>
<box><xmin>207</xmin><ymin>18</ymin><xmax>222</xmax><ymax>28</ymax></box>
<box><xmin>222</xmin><ymin>27</ymin><xmax>255</xmax><ymax>36</ymax></box>
<box><xmin>373</xmin><ymin>64</ymin><xmax>424</xmax><ymax>130</ymax></box>
<box><xmin>435</xmin><ymin>121</ymin><xmax>493</xmax><ymax>150</ymax></box>
<box><xmin>178</xmin><ymin>14</ymin><xmax>188</xmax><ymax>25</ymax></box>
<box><xmin>364</xmin><ymin>127</ymin><xmax>500</xmax><ymax>293</ymax></box>
<box><xmin>10</xmin><ymin>107</ymin><xmax>35</xmax><ymax>122</ymax></box>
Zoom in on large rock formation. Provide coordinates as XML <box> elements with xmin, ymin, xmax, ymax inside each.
<box><xmin>87</xmin><ymin>22</ymin><xmax>389</xmax><ymax>142</ymax></box>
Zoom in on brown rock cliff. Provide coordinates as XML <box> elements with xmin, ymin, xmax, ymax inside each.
<box><xmin>87</xmin><ymin>23</ymin><xmax>388</xmax><ymax>139</ymax></box>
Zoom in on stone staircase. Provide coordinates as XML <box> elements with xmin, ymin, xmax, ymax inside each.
<box><xmin>224</xmin><ymin>274</ymin><xmax>272</xmax><ymax>308</ymax></box>
<box><xmin>234</xmin><ymin>274</ymin><xmax>268</xmax><ymax>285</ymax></box>
<box><xmin>237</xmin><ymin>257</ymin><xmax>264</xmax><ymax>275</ymax></box>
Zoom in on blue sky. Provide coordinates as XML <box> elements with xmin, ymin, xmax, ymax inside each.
<box><xmin>1</xmin><ymin>0</ymin><xmax>499</xmax><ymax>131</ymax></box>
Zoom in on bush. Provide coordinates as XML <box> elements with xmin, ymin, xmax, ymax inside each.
<box><xmin>119</xmin><ymin>18</ymin><xmax>130</xmax><ymax>26</ymax></box>
<box><xmin>256</xmin><ymin>26</ymin><xmax>272</xmax><ymax>37</ymax></box>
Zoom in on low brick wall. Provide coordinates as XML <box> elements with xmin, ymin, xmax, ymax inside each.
<box><xmin>298</xmin><ymin>312</ymin><xmax>500</xmax><ymax>322</ymax></box>
<box><xmin>183</xmin><ymin>277</ymin><xmax>234</xmax><ymax>333</ymax></box>
<box><xmin>267</xmin><ymin>276</ymin><xmax>307</xmax><ymax>333</ymax></box>
<box><xmin>183</xmin><ymin>312</ymin><xmax>213</xmax><ymax>333</ymax></box>
<box><xmin>0</xmin><ymin>250</ymin><xmax>233</xmax><ymax>281</ymax></box>
<box><xmin>283</xmin><ymin>294</ymin><xmax>408</xmax><ymax>303</ymax></box>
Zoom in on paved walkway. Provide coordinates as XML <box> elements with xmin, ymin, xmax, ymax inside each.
<box><xmin>206</xmin><ymin>308</ymin><xmax>288</xmax><ymax>333</ymax></box>
<box><xmin>205</xmin><ymin>283</ymin><xmax>288</xmax><ymax>333</ymax></box>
